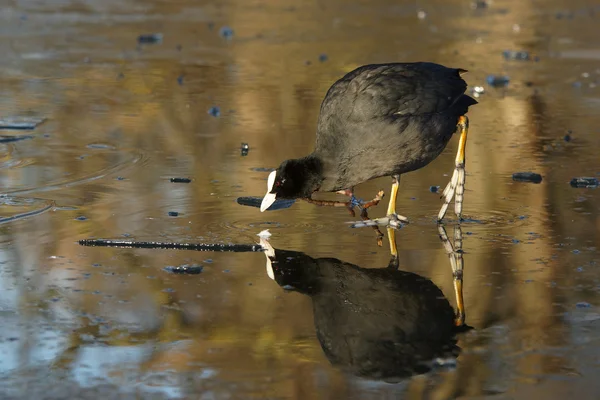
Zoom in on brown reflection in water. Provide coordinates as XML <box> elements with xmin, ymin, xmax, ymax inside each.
<box><xmin>2</xmin><ymin>0</ymin><xmax>600</xmax><ymax>398</ymax></box>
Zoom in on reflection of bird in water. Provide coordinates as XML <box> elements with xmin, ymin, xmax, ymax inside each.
<box><xmin>259</xmin><ymin>226</ymin><xmax>471</xmax><ymax>381</ymax></box>
<box><xmin>260</xmin><ymin>62</ymin><xmax>477</xmax><ymax>226</ymax></box>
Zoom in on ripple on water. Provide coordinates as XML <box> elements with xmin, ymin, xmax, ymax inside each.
<box><xmin>0</xmin><ymin>142</ymin><xmax>144</xmax><ymax>196</ymax></box>
<box><xmin>0</xmin><ymin>196</ymin><xmax>54</xmax><ymax>225</ymax></box>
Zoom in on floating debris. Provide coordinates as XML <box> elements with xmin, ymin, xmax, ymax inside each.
<box><xmin>429</xmin><ymin>185</ymin><xmax>440</xmax><ymax>193</ymax></box>
<box><xmin>319</xmin><ymin>53</ymin><xmax>328</xmax><ymax>62</ymax></box>
<box><xmin>79</xmin><ymin>239</ymin><xmax>265</xmax><ymax>252</ymax></box>
<box><xmin>241</xmin><ymin>142</ymin><xmax>249</xmax><ymax>156</ymax></box>
<box><xmin>570</xmin><ymin>177</ymin><xmax>598</xmax><ymax>188</ymax></box>
<box><xmin>564</xmin><ymin>131</ymin><xmax>572</xmax><ymax>142</ymax></box>
<box><xmin>170</xmin><ymin>177</ymin><xmax>192</xmax><ymax>183</ymax></box>
<box><xmin>512</xmin><ymin>172</ymin><xmax>542</xmax><ymax>184</ymax></box>
<box><xmin>75</xmin><ymin>216</ymin><xmax>88</xmax><ymax>221</ymax></box>
<box><xmin>220</xmin><ymin>26</ymin><xmax>234</xmax><ymax>39</ymax></box>
<box><xmin>0</xmin><ymin>117</ymin><xmax>45</xmax><ymax>130</ymax></box>
<box><xmin>168</xmin><ymin>211</ymin><xmax>179</xmax><ymax>217</ymax></box>
<box><xmin>208</xmin><ymin>106</ymin><xmax>221</xmax><ymax>117</ymax></box>
<box><xmin>575</xmin><ymin>302</ymin><xmax>591</xmax><ymax>308</ymax></box>
<box><xmin>486</xmin><ymin>75</ymin><xmax>510</xmax><ymax>87</ymax></box>
<box><xmin>177</xmin><ymin>74</ymin><xmax>184</xmax><ymax>86</ymax></box>
<box><xmin>417</xmin><ymin>10</ymin><xmax>427</xmax><ymax>20</ymax></box>
<box><xmin>164</xmin><ymin>264</ymin><xmax>204</xmax><ymax>274</ymax></box>
<box><xmin>237</xmin><ymin>196</ymin><xmax>296</xmax><ymax>211</ymax></box>
<box><xmin>137</xmin><ymin>33</ymin><xmax>163</xmax><ymax>44</ymax></box>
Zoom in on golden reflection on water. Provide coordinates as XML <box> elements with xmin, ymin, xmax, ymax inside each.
<box><xmin>1</xmin><ymin>0</ymin><xmax>600</xmax><ymax>398</ymax></box>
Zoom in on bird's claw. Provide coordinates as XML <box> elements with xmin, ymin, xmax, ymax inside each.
<box><xmin>347</xmin><ymin>213</ymin><xmax>409</xmax><ymax>229</ymax></box>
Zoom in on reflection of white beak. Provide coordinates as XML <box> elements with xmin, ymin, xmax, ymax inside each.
<box><xmin>258</xmin><ymin>230</ymin><xmax>276</xmax><ymax>280</ymax></box>
<box><xmin>260</xmin><ymin>170</ymin><xmax>278</xmax><ymax>212</ymax></box>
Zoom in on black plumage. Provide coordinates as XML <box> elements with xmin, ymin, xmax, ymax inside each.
<box><xmin>261</xmin><ymin>62</ymin><xmax>477</xmax><ymax>215</ymax></box>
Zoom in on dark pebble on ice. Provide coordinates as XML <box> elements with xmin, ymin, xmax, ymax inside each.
<box><xmin>502</xmin><ymin>50</ymin><xmax>531</xmax><ymax>61</ymax></box>
<box><xmin>512</xmin><ymin>172</ymin><xmax>542</xmax><ymax>183</ymax></box>
<box><xmin>220</xmin><ymin>26</ymin><xmax>234</xmax><ymax>39</ymax></box>
<box><xmin>208</xmin><ymin>106</ymin><xmax>221</xmax><ymax>117</ymax></box>
<box><xmin>570</xmin><ymin>177</ymin><xmax>598</xmax><ymax>188</ymax></box>
<box><xmin>137</xmin><ymin>33</ymin><xmax>163</xmax><ymax>44</ymax></box>
<box><xmin>486</xmin><ymin>75</ymin><xmax>510</xmax><ymax>87</ymax></box>
<box><xmin>241</xmin><ymin>142</ymin><xmax>249</xmax><ymax>156</ymax></box>
<box><xmin>168</xmin><ymin>211</ymin><xmax>179</xmax><ymax>217</ymax></box>
<box><xmin>163</xmin><ymin>264</ymin><xmax>204</xmax><ymax>274</ymax></box>
<box><xmin>170</xmin><ymin>177</ymin><xmax>192</xmax><ymax>183</ymax></box>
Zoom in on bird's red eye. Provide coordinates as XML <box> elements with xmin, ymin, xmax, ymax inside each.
<box><xmin>275</xmin><ymin>180</ymin><xmax>282</xmax><ymax>187</ymax></box>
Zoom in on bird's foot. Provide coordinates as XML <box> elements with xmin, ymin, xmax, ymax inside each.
<box><xmin>438</xmin><ymin>164</ymin><xmax>465</xmax><ymax>222</ymax></box>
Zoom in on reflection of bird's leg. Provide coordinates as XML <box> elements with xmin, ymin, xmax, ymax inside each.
<box><xmin>439</xmin><ymin>116</ymin><xmax>469</xmax><ymax>222</ymax></box>
<box><xmin>438</xmin><ymin>224</ymin><xmax>466</xmax><ymax>326</ymax></box>
<box><xmin>386</xmin><ymin>227</ymin><xmax>399</xmax><ymax>269</ymax></box>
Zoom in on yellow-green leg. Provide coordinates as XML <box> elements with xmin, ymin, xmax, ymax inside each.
<box><xmin>385</xmin><ymin>174</ymin><xmax>409</xmax><ymax>227</ymax></box>
<box><xmin>439</xmin><ymin>115</ymin><xmax>469</xmax><ymax>222</ymax></box>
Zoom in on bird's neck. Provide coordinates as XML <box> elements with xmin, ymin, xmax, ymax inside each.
<box><xmin>295</xmin><ymin>154</ymin><xmax>325</xmax><ymax>194</ymax></box>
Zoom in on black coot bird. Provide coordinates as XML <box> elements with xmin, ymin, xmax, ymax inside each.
<box><xmin>260</xmin><ymin>62</ymin><xmax>477</xmax><ymax>223</ymax></box>
<box><xmin>258</xmin><ymin>227</ymin><xmax>471</xmax><ymax>381</ymax></box>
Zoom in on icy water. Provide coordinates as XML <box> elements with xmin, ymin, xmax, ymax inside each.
<box><xmin>2</xmin><ymin>0</ymin><xmax>600</xmax><ymax>398</ymax></box>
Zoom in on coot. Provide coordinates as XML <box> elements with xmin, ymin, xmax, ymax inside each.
<box><xmin>260</xmin><ymin>62</ymin><xmax>477</xmax><ymax>223</ymax></box>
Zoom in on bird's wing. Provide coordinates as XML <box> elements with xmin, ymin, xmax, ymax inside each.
<box><xmin>319</xmin><ymin>63</ymin><xmax>468</xmax><ymax>124</ymax></box>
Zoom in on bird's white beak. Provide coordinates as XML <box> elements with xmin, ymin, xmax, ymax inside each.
<box><xmin>260</xmin><ymin>170</ymin><xmax>277</xmax><ymax>212</ymax></box>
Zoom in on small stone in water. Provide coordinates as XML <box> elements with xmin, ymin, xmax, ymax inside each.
<box><xmin>429</xmin><ymin>185</ymin><xmax>440</xmax><ymax>193</ymax></box>
<box><xmin>170</xmin><ymin>177</ymin><xmax>192</xmax><ymax>183</ymax></box>
<box><xmin>208</xmin><ymin>106</ymin><xmax>221</xmax><ymax>117</ymax></box>
<box><xmin>241</xmin><ymin>142</ymin><xmax>249</xmax><ymax>156</ymax></box>
<box><xmin>564</xmin><ymin>131</ymin><xmax>572</xmax><ymax>142</ymax></box>
<box><xmin>75</xmin><ymin>216</ymin><xmax>88</xmax><ymax>221</ymax></box>
<box><xmin>220</xmin><ymin>26</ymin><xmax>234</xmax><ymax>39</ymax></box>
<box><xmin>319</xmin><ymin>53</ymin><xmax>328</xmax><ymax>62</ymax></box>
<box><xmin>486</xmin><ymin>75</ymin><xmax>510</xmax><ymax>87</ymax></box>
<box><xmin>570</xmin><ymin>177</ymin><xmax>599</xmax><ymax>188</ymax></box>
<box><xmin>168</xmin><ymin>211</ymin><xmax>179</xmax><ymax>217</ymax></box>
<box><xmin>512</xmin><ymin>172</ymin><xmax>542</xmax><ymax>184</ymax></box>
<box><xmin>163</xmin><ymin>264</ymin><xmax>204</xmax><ymax>274</ymax></box>
<box><xmin>137</xmin><ymin>33</ymin><xmax>163</xmax><ymax>44</ymax></box>
<box><xmin>471</xmin><ymin>0</ymin><xmax>489</xmax><ymax>9</ymax></box>
<box><xmin>503</xmin><ymin>50</ymin><xmax>531</xmax><ymax>61</ymax></box>
<box><xmin>177</xmin><ymin>75</ymin><xmax>184</xmax><ymax>85</ymax></box>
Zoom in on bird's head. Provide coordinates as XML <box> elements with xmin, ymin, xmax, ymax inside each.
<box><xmin>260</xmin><ymin>158</ymin><xmax>323</xmax><ymax>212</ymax></box>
